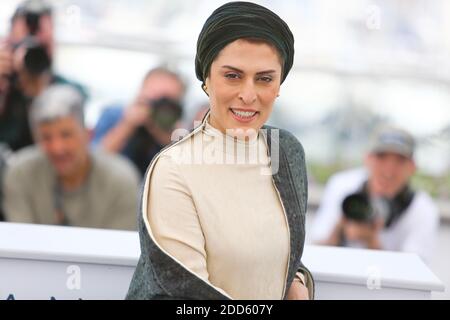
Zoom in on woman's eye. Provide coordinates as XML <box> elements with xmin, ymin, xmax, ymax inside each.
<box><xmin>259</xmin><ymin>76</ymin><xmax>273</xmax><ymax>83</ymax></box>
<box><xmin>225</xmin><ymin>73</ymin><xmax>240</xmax><ymax>79</ymax></box>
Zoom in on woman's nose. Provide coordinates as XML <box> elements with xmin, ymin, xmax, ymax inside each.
<box><xmin>238</xmin><ymin>81</ymin><xmax>257</xmax><ymax>105</ymax></box>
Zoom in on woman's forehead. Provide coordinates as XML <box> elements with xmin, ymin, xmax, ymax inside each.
<box><xmin>212</xmin><ymin>39</ymin><xmax>282</xmax><ymax>72</ymax></box>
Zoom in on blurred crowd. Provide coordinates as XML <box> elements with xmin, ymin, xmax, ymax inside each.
<box><xmin>0</xmin><ymin>0</ymin><xmax>208</xmax><ymax>229</ymax></box>
<box><xmin>0</xmin><ymin>1</ymin><xmax>440</xmax><ymax>264</ymax></box>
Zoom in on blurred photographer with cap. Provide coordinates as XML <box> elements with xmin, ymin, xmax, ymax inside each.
<box><xmin>0</xmin><ymin>0</ymin><xmax>86</xmax><ymax>152</ymax></box>
<box><xmin>311</xmin><ymin>125</ymin><xmax>439</xmax><ymax>263</ymax></box>
<box><xmin>92</xmin><ymin>67</ymin><xmax>185</xmax><ymax>176</ymax></box>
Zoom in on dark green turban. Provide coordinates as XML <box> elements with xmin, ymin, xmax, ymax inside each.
<box><xmin>195</xmin><ymin>1</ymin><xmax>295</xmax><ymax>87</ymax></box>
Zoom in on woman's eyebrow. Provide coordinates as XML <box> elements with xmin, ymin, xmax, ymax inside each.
<box><xmin>221</xmin><ymin>65</ymin><xmax>277</xmax><ymax>75</ymax></box>
<box><xmin>221</xmin><ymin>65</ymin><xmax>244</xmax><ymax>73</ymax></box>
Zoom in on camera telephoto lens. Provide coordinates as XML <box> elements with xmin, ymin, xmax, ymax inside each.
<box><xmin>11</xmin><ymin>37</ymin><xmax>52</xmax><ymax>76</ymax></box>
<box><xmin>23</xmin><ymin>44</ymin><xmax>51</xmax><ymax>75</ymax></box>
<box><xmin>342</xmin><ymin>192</ymin><xmax>373</xmax><ymax>222</ymax></box>
<box><xmin>148</xmin><ymin>97</ymin><xmax>183</xmax><ymax>131</ymax></box>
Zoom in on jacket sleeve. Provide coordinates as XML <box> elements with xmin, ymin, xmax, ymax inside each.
<box><xmin>282</xmin><ymin>128</ymin><xmax>315</xmax><ymax>300</ymax></box>
<box><xmin>298</xmin><ymin>142</ymin><xmax>315</xmax><ymax>299</ymax></box>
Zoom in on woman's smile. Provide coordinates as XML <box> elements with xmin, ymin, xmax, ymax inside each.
<box><xmin>229</xmin><ymin>107</ymin><xmax>260</xmax><ymax>123</ymax></box>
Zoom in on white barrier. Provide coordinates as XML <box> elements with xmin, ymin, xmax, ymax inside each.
<box><xmin>0</xmin><ymin>222</ymin><xmax>444</xmax><ymax>300</ymax></box>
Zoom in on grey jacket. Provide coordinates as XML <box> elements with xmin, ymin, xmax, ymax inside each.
<box><xmin>126</xmin><ymin>116</ymin><xmax>314</xmax><ymax>300</ymax></box>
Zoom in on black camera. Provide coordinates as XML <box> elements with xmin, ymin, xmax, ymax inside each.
<box><xmin>147</xmin><ymin>97</ymin><xmax>183</xmax><ymax>131</ymax></box>
<box><xmin>342</xmin><ymin>191</ymin><xmax>390</xmax><ymax>224</ymax></box>
<box><xmin>12</xmin><ymin>36</ymin><xmax>51</xmax><ymax>76</ymax></box>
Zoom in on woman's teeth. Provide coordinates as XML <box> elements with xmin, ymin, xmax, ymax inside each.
<box><xmin>231</xmin><ymin>109</ymin><xmax>257</xmax><ymax>118</ymax></box>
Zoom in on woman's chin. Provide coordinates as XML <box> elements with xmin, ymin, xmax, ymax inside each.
<box><xmin>226</xmin><ymin>123</ymin><xmax>259</xmax><ymax>134</ymax></box>
<box><xmin>227</xmin><ymin>115</ymin><xmax>262</xmax><ymax>133</ymax></box>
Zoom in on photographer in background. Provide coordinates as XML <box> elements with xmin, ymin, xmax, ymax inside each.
<box><xmin>0</xmin><ymin>0</ymin><xmax>86</xmax><ymax>151</ymax></box>
<box><xmin>92</xmin><ymin>67</ymin><xmax>185</xmax><ymax>176</ymax></box>
<box><xmin>2</xmin><ymin>84</ymin><xmax>139</xmax><ymax>230</ymax></box>
<box><xmin>311</xmin><ymin>126</ymin><xmax>439</xmax><ymax>263</ymax></box>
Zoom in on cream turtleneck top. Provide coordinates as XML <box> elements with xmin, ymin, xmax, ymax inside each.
<box><xmin>147</xmin><ymin>119</ymin><xmax>290</xmax><ymax>299</ymax></box>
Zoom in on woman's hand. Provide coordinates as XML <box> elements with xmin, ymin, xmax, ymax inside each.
<box><xmin>0</xmin><ymin>44</ymin><xmax>13</xmax><ymax>79</ymax></box>
<box><xmin>286</xmin><ymin>278</ymin><xmax>309</xmax><ymax>300</ymax></box>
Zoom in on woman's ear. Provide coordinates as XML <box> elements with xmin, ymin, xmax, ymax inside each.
<box><xmin>202</xmin><ymin>83</ymin><xmax>209</xmax><ymax>96</ymax></box>
<box><xmin>203</xmin><ymin>78</ymin><xmax>211</xmax><ymax>96</ymax></box>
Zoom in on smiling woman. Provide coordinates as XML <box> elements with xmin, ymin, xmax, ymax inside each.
<box><xmin>205</xmin><ymin>39</ymin><xmax>282</xmax><ymax>136</ymax></box>
<box><xmin>127</xmin><ymin>1</ymin><xmax>314</xmax><ymax>300</ymax></box>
